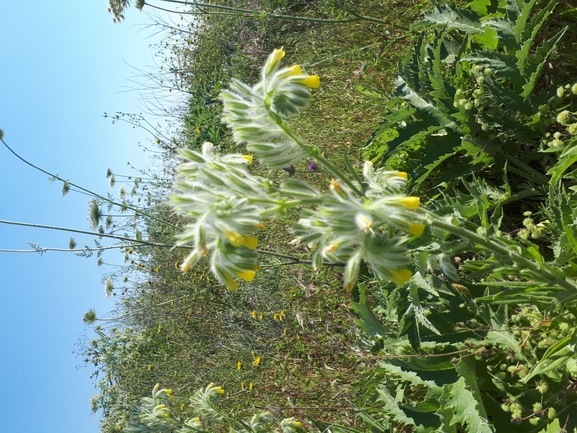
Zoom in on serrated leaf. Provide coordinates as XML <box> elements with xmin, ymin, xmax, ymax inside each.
<box><xmin>414</xmin><ymin>5</ymin><xmax>483</xmax><ymax>34</ymax></box>
<box><xmin>350</xmin><ymin>283</ymin><xmax>389</xmax><ymax>338</ymax></box>
<box><xmin>521</xmin><ymin>27</ymin><xmax>567</xmax><ymax>99</ymax></box>
<box><xmin>467</xmin><ymin>0</ymin><xmax>498</xmax><ymax>16</ymax></box>
<box><xmin>440</xmin><ymin>377</ymin><xmax>493</xmax><ymax>433</ymax></box>
<box><xmin>394</xmin><ymin>76</ymin><xmax>459</xmax><ymax>131</ymax></box>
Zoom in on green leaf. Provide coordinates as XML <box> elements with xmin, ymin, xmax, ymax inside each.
<box><xmin>521</xmin><ymin>27</ymin><xmax>567</xmax><ymax>99</ymax></box>
<box><xmin>547</xmin><ymin>138</ymin><xmax>577</xmax><ymax>184</ymax></box>
<box><xmin>467</xmin><ymin>0</ymin><xmax>499</xmax><ymax>16</ymax></box>
<box><xmin>350</xmin><ymin>283</ymin><xmax>389</xmax><ymax>338</ymax></box>
<box><xmin>413</xmin><ymin>5</ymin><xmax>483</xmax><ymax>34</ymax></box>
<box><xmin>471</xmin><ymin>26</ymin><xmax>499</xmax><ymax>50</ymax></box>
<box><xmin>440</xmin><ymin>376</ymin><xmax>493</xmax><ymax>433</ymax></box>
<box><xmin>394</xmin><ymin>76</ymin><xmax>459</xmax><ymax>131</ymax></box>
<box><xmin>515</xmin><ymin>0</ymin><xmax>556</xmax><ymax>74</ymax></box>
<box><xmin>522</xmin><ymin>344</ymin><xmax>574</xmax><ymax>383</ymax></box>
<box><xmin>536</xmin><ymin>418</ymin><xmax>561</xmax><ymax>433</ymax></box>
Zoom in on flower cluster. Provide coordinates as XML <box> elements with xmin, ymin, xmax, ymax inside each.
<box><xmin>170</xmin><ymin>142</ymin><xmax>270</xmax><ymax>289</ymax></box>
<box><xmin>294</xmin><ymin>162</ymin><xmax>424</xmax><ymax>290</ymax></box>
<box><xmin>220</xmin><ymin>48</ymin><xmax>320</xmax><ymax>169</ymax></box>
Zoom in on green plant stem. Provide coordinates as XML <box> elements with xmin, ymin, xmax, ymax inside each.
<box><xmin>0</xmin><ymin>137</ymin><xmax>180</xmax><ymax>231</ymax></box>
<box><xmin>90</xmin><ymin>295</ymin><xmax>188</xmax><ymax>322</ymax></box>
<box><xmin>426</xmin><ymin>213</ymin><xmax>577</xmax><ymax>292</ymax></box>
<box><xmin>0</xmin><ymin>219</ymin><xmax>185</xmax><ymax>250</ymax></box>
<box><xmin>141</xmin><ymin>0</ymin><xmax>392</xmax><ymax>25</ymax></box>
<box><xmin>276</xmin><ymin>120</ymin><xmax>364</xmax><ymax>196</ymax></box>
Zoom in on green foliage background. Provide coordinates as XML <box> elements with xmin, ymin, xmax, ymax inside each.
<box><xmin>80</xmin><ymin>1</ymin><xmax>577</xmax><ymax>432</ymax></box>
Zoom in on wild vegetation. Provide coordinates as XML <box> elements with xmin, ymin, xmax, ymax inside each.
<box><xmin>22</xmin><ymin>0</ymin><xmax>577</xmax><ymax>432</ymax></box>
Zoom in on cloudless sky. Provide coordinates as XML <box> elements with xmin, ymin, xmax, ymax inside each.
<box><xmin>0</xmin><ymin>2</ymin><xmax>176</xmax><ymax>432</ymax></box>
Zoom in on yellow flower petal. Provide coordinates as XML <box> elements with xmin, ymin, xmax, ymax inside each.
<box><xmin>243</xmin><ymin>236</ymin><xmax>259</xmax><ymax>249</ymax></box>
<box><xmin>287</xmin><ymin>64</ymin><xmax>303</xmax><ymax>76</ymax></box>
<box><xmin>242</xmin><ymin>155</ymin><xmax>253</xmax><ymax>164</ymax></box>
<box><xmin>235</xmin><ymin>269</ymin><xmax>256</xmax><ymax>282</ymax></box>
<box><xmin>271</xmin><ymin>48</ymin><xmax>285</xmax><ymax>63</ymax></box>
<box><xmin>409</xmin><ymin>223</ymin><xmax>425</xmax><ymax>236</ymax></box>
<box><xmin>396</xmin><ymin>171</ymin><xmax>408</xmax><ymax>180</ymax></box>
<box><xmin>299</xmin><ymin>75</ymin><xmax>320</xmax><ymax>88</ymax></box>
<box><xmin>225</xmin><ymin>274</ymin><xmax>239</xmax><ymax>290</ymax></box>
<box><xmin>224</xmin><ymin>230</ymin><xmax>244</xmax><ymax>247</ymax></box>
<box><xmin>398</xmin><ymin>196</ymin><xmax>420</xmax><ymax>209</ymax></box>
<box><xmin>391</xmin><ymin>269</ymin><xmax>412</xmax><ymax>285</ymax></box>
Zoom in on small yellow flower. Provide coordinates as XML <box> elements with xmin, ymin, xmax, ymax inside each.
<box><xmin>242</xmin><ymin>155</ymin><xmax>253</xmax><ymax>164</ymax></box>
<box><xmin>256</xmin><ymin>222</ymin><xmax>265</xmax><ymax>229</ymax></box>
<box><xmin>225</xmin><ymin>274</ymin><xmax>239</xmax><ymax>291</ymax></box>
<box><xmin>180</xmin><ymin>404</ymin><xmax>185</xmax><ymax>411</ymax></box>
<box><xmin>249</xmin><ymin>382</ymin><xmax>254</xmax><ymax>390</ymax></box>
<box><xmin>286</xmin><ymin>64</ymin><xmax>303</xmax><ymax>76</ymax></box>
<box><xmin>397</xmin><ymin>196</ymin><xmax>420</xmax><ymax>209</ymax></box>
<box><xmin>237</xmin><ymin>361</ymin><xmax>242</xmax><ymax>370</ymax></box>
<box><xmin>409</xmin><ymin>222</ymin><xmax>425</xmax><ymax>236</ymax></box>
<box><xmin>299</xmin><ymin>75</ymin><xmax>320</xmax><ymax>88</ymax></box>
<box><xmin>235</xmin><ymin>269</ymin><xmax>256</xmax><ymax>282</ymax></box>
<box><xmin>324</xmin><ymin>243</ymin><xmax>338</xmax><ymax>254</ymax></box>
<box><xmin>147</xmin><ymin>364</ymin><xmax>152</xmax><ymax>371</ymax></box>
<box><xmin>243</xmin><ymin>236</ymin><xmax>259</xmax><ymax>249</ymax></box>
<box><xmin>330</xmin><ymin>179</ymin><xmax>345</xmax><ymax>197</ymax></box>
<box><xmin>251</xmin><ymin>310</ymin><xmax>257</xmax><ymax>319</ymax></box>
<box><xmin>391</xmin><ymin>269</ymin><xmax>412</xmax><ymax>285</ymax></box>
<box><xmin>224</xmin><ymin>230</ymin><xmax>244</xmax><ymax>247</ymax></box>
<box><xmin>393</xmin><ymin>171</ymin><xmax>408</xmax><ymax>179</ymax></box>
<box><xmin>252</xmin><ymin>355</ymin><xmax>261</xmax><ymax>366</ymax></box>
<box><xmin>157</xmin><ymin>324</ymin><xmax>162</xmax><ymax>333</ymax></box>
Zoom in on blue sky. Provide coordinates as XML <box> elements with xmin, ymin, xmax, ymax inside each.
<box><xmin>0</xmin><ymin>2</ymin><xmax>172</xmax><ymax>431</ymax></box>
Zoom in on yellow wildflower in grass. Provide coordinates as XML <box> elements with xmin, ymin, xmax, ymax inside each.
<box><xmin>397</xmin><ymin>196</ymin><xmax>420</xmax><ymax>209</ymax></box>
<box><xmin>249</xmin><ymin>382</ymin><xmax>254</xmax><ymax>390</ymax></box>
<box><xmin>252</xmin><ymin>355</ymin><xmax>261</xmax><ymax>366</ymax></box>
<box><xmin>251</xmin><ymin>310</ymin><xmax>257</xmax><ymax>319</ymax></box>
<box><xmin>147</xmin><ymin>364</ymin><xmax>152</xmax><ymax>371</ymax></box>
<box><xmin>242</xmin><ymin>155</ymin><xmax>253</xmax><ymax>164</ymax></box>
<box><xmin>237</xmin><ymin>361</ymin><xmax>242</xmax><ymax>370</ymax></box>
<box><xmin>157</xmin><ymin>324</ymin><xmax>162</xmax><ymax>333</ymax></box>
<box><xmin>180</xmin><ymin>404</ymin><xmax>185</xmax><ymax>411</ymax></box>
<box><xmin>259</xmin><ymin>314</ymin><xmax>264</xmax><ymax>320</ymax></box>
<box><xmin>299</xmin><ymin>75</ymin><xmax>321</xmax><ymax>88</ymax></box>
<box><xmin>390</xmin><ymin>269</ymin><xmax>412</xmax><ymax>285</ymax></box>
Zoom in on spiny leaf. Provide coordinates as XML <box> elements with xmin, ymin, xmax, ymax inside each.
<box><xmin>521</xmin><ymin>27</ymin><xmax>567</xmax><ymax>99</ymax></box>
<box><xmin>413</xmin><ymin>5</ymin><xmax>483</xmax><ymax>34</ymax></box>
<box><xmin>394</xmin><ymin>76</ymin><xmax>459</xmax><ymax>131</ymax></box>
<box><xmin>440</xmin><ymin>377</ymin><xmax>493</xmax><ymax>433</ymax></box>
